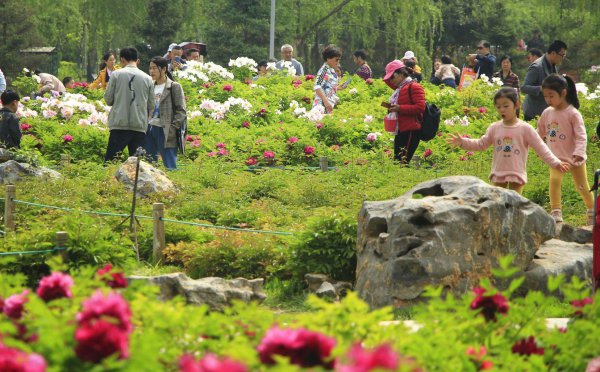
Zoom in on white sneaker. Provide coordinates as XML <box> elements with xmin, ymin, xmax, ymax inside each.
<box><xmin>550</xmin><ymin>209</ymin><xmax>563</xmax><ymax>223</ymax></box>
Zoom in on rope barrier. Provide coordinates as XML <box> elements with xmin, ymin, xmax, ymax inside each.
<box><xmin>11</xmin><ymin>199</ymin><xmax>153</xmax><ymax>220</ymax></box>
<box><xmin>0</xmin><ymin>247</ymin><xmax>66</xmax><ymax>256</ymax></box>
<box><xmin>160</xmin><ymin>217</ymin><xmax>294</xmax><ymax>236</ymax></box>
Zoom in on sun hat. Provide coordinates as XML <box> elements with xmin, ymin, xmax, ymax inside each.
<box><xmin>403</xmin><ymin>51</ymin><xmax>415</xmax><ymax>60</ymax></box>
<box><xmin>383</xmin><ymin>60</ymin><xmax>405</xmax><ymax>81</ymax></box>
<box><xmin>167</xmin><ymin>43</ymin><xmax>178</xmax><ymax>52</ymax></box>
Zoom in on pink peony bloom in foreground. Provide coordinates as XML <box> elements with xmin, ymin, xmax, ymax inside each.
<box><xmin>63</xmin><ymin>134</ymin><xmax>73</xmax><ymax>143</ymax></box>
<box><xmin>365</xmin><ymin>78</ymin><xmax>373</xmax><ymax>85</ymax></box>
<box><xmin>179</xmin><ymin>353</ymin><xmax>248</xmax><ymax>372</ymax></box>
<box><xmin>511</xmin><ymin>336</ymin><xmax>544</xmax><ymax>356</ymax></box>
<box><xmin>586</xmin><ymin>357</ymin><xmax>600</xmax><ymax>372</ymax></box>
<box><xmin>366</xmin><ymin>133</ymin><xmax>377</xmax><ymax>142</ymax></box>
<box><xmin>242</xmin><ymin>121</ymin><xmax>250</xmax><ymax>128</ymax></box>
<box><xmin>288</xmin><ymin>137</ymin><xmax>299</xmax><ymax>143</ymax></box>
<box><xmin>36</xmin><ymin>272</ymin><xmax>74</xmax><ymax>302</ymax></box>
<box><xmin>257</xmin><ymin>326</ymin><xmax>336</xmax><ymax>368</ymax></box>
<box><xmin>316</xmin><ymin>123</ymin><xmax>323</xmax><ymax>130</ymax></box>
<box><xmin>96</xmin><ymin>264</ymin><xmax>128</xmax><ymax>289</ymax></box>
<box><xmin>423</xmin><ymin>149</ymin><xmax>433</xmax><ymax>158</ymax></box>
<box><xmin>192</xmin><ymin>140</ymin><xmax>201</xmax><ymax>148</ymax></box>
<box><xmin>263</xmin><ymin>151</ymin><xmax>275</xmax><ymax>159</ymax></box>
<box><xmin>186</xmin><ymin>135</ymin><xmax>194</xmax><ymax>142</ymax></box>
<box><xmin>470</xmin><ymin>287</ymin><xmax>509</xmax><ymax>322</ymax></box>
<box><xmin>20</xmin><ymin>123</ymin><xmax>32</xmax><ymax>131</ymax></box>
<box><xmin>304</xmin><ymin>145</ymin><xmax>315</xmax><ymax>155</ymax></box>
<box><xmin>222</xmin><ymin>84</ymin><xmax>233</xmax><ymax>92</ymax></box>
<box><xmin>245</xmin><ymin>157</ymin><xmax>257</xmax><ymax>166</ymax></box>
<box><xmin>75</xmin><ymin>319</ymin><xmax>129</xmax><ymax>363</ymax></box>
<box><xmin>478</xmin><ymin>107</ymin><xmax>488</xmax><ymax>114</ymax></box>
<box><xmin>572</xmin><ymin>297</ymin><xmax>593</xmax><ymax>317</ymax></box>
<box><xmin>305</xmin><ymin>74</ymin><xmax>315</xmax><ymax>81</ymax></box>
<box><xmin>336</xmin><ymin>343</ymin><xmax>399</xmax><ymax>372</ymax></box>
<box><xmin>77</xmin><ymin>290</ymin><xmax>132</xmax><ymax>334</ymax></box>
<box><xmin>217</xmin><ymin>148</ymin><xmax>229</xmax><ymax>156</ymax></box>
<box><xmin>4</xmin><ymin>290</ymin><xmax>29</xmax><ymax>319</ymax></box>
<box><xmin>215</xmin><ymin>142</ymin><xmax>226</xmax><ymax>149</ymax></box>
<box><xmin>0</xmin><ymin>344</ymin><xmax>46</xmax><ymax>372</ymax></box>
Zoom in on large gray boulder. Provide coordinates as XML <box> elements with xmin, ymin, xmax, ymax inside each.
<box><xmin>115</xmin><ymin>157</ymin><xmax>176</xmax><ymax>197</ymax></box>
<box><xmin>0</xmin><ymin>160</ymin><xmax>61</xmax><ymax>184</ymax></box>
<box><xmin>356</xmin><ymin>176</ymin><xmax>556</xmax><ymax>308</ymax></box>
<box><xmin>127</xmin><ymin>273</ymin><xmax>266</xmax><ymax>311</ymax></box>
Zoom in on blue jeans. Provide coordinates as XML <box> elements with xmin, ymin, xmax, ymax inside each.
<box><xmin>442</xmin><ymin>78</ymin><xmax>457</xmax><ymax>89</ymax></box>
<box><xmin>144</xmin><ymin>125</ymin><xmax>177</xmax><ymax>170</ymax></box>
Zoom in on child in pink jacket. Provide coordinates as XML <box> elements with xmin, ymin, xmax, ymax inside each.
<box><xmin>448</xmin><ymin>87</ymin><xmax>569</xmax><ymax>194</ymax></box>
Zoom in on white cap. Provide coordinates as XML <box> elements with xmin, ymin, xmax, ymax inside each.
<box><xmin>403</xmin><ymin>51</ymin><xmax>415</xmax><ymax>60</ymax></box>
<box><xmin>168</xmin><ymin>43</ymin><xmax>178</xmax><ymax>52</ymax></box>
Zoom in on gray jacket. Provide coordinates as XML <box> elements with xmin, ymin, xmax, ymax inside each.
<box><xmin>521</xmin><ymin>55</ymin><xmax>558</xmax><ymax>118</ymax></box>
<box><xmin>154</xmin><ymin>79</ymin><xmax>186</xmax><ymax>149</ymax></box>
<box><xmin>104</xmin><ymin>65</ymin><xmax>154</xmax><ymax>133</ymax></box>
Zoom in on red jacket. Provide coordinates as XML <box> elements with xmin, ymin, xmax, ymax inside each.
<box><xmin>395</xmin><ymin>82</ymin><xmax>426</xmax><ymax>132</ymax></box>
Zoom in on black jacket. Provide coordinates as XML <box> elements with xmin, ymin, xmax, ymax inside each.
<box><xmin>0</xmin><ymin>107</ymin><xmax>22</xmax><ymax>149</ymax></box>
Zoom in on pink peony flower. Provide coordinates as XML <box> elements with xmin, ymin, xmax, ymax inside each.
<box><xmin>63</xmin><ymin>134</ymin><xmax>73</xmax><ymax>143</ymax></box>
<box><xmin>460</xmin><ymin>156</ymin><xmax>468</xmax><ymax>161</ymax></box>
<box><xmin>207</xmin><ymin>151</ymin><xmax>217</xmax><ymax>157</ymax></box>
<box><xmin>304</xmin><ymin>146</ymin><xmax>315</xmax><ymax>155</ymax></box>
<box><xmin>365</xmin><ymin>78</ymin><xmax>373</xmax><ymax>85</ymax></box>
<box><xmin>305</xmin><ymin>74</ymin><xmax>315</xmax><ymax>81</ymax></box>
<box><xmin>186</xmin><ymin>135</ymin><xmax>194</xmax><ymax>142</ymax></box>
<box><xmin>77</xmin><ymin>290</ymin><xmax>132</xmax><ymax>334</ymax></box>
<box><xmin>245</xmin><ymin>157</ymin><xmax>257</xmax><ymax>166</ymax></box>
<box><xmin>217</xmin><ymin>148</ymin><xmax>229</xmax><ymax>156</ymax></box>
<box><xmin>478</xmin><ymin>107</ymin><xmax>488</xmax><ymax>114</ymax></box>
<box><xmin>20</xmin><ymin>123</ymin><xmax>32</xmax><ymax>131</ymax></box>
<box><xmin>75</xmin><ymin>319</ymin><xmax>129</xmax><ymax>363</ymax></box>
<box><xmin>586</xmin><ymin>357</ymin><xmax>600</xmax><ymax>372</ymax></box>
<box><xmin>96</xmin><ymin>264</ymin><xmax>127</xmax><ymax>289</ymax></box>
<box><xmin>423</xmin><ymin>149</ymin><xmax>433</xmax><ymax>158</ymax></box>
<box><xmin>288</xmin><ymin>137</ymin><xmax>299</xmax><ymax>143</ymax></box>
<box><xmin>466</xmin><ymin>151</ymin><xmax>474</xmax><ymax>157</ymax></box>
<box><xmin>470</xmin><ymin>287</ymin><xmax>509</xmax><ymax>322</ymax></box>
<box><xmin>0</xmin><ymin>344</ymin><xmax>46</xmax><ymax>372</ymax></box>
<box><xmin>4</xmin><ymin>290</ymin><xmax>29</xmax><ymax>319</ymax></box>
<box><xmin>222</xmin><ymin>85</ymin><xmax>233</xmax><ymax>92</ymax></box>
<box><xmin>511</xmin><ymin>336</ymin><xmax>544</xmax><ymax>356</ymax></box>
<box><xmin>78</xmin><ymin>119</ymin><xmax>90</xmax><ymax>127</ymax></box>
<box><xmin>202</xmin><ymin>82</ymin><xmax>214</xmax><ymax>89</ymax></box>
<box><xmin>336</xmin><ymin>343</ymin><xmax>399</xmax><ymax>372</ymax></box>
<box><xmin>192</xmin><ymin>140</ymin><xmax>201</xmax><ymax>148</ymax></box>
<box><xmin>257</xmin><ymin>326</ymin><xmax>336</xmax><ymax>368</ymax></box>
<box><xmin>572</xmin><ymin>297</ymin><xmax>593</xmax><ymax>317</ymax></box>
<box><xmin>242</xmin><ymin>121</ymin><xmax>250</xmax><ymax>128</ymax></box>
<box><xmin>215</xmin><ymin>142</ymin><xmax>226</xmax><ymax>149</ymax></box>
<box><xmin>36</xmin><ymin>272</ymin><xmax>74</xmax><ymax>302</ymax></box>
<box><xmin>366</xmin><ymin>133</ymin><xmax>377</xmax><ymax>142</ymax></box>
<box><xmin>316</xmin><ymin>123</ymin><xmax>323</xmax><ymax>130</ymax></box>
<box><xmin>263</xmin><ymin>151</ymin><xmax>275</xmax><ymax>159</ymax></box>
<box><xmin>179</xmin><ymin>353</ymin><xmax>248</xmax><ymax>372</ymax></box>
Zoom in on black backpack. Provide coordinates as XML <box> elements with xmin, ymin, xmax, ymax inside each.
<box><xmin>408</xmin><ymin>83</ymin><xmax>441</xmax><ymax>142</ymax></box>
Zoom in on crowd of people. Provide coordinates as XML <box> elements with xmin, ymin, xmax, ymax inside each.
<box><xmin>0</xmin><ymin>33</ymin><xmax>592</xmax><ymax>225</ymax></box>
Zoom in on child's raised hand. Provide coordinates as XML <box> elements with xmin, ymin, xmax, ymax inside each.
<box><xmin>446</xmin><ymin>133</ymin><xmax>463</xmax><ymax>147</ymax></box>
<box><xmin>557</xmin><ymin>162</ymin><xmax>570</xmax><ymax>173</ymax></box>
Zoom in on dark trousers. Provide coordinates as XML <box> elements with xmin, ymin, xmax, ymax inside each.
<box><xmin>104</xmin><ymin>129</ymin><xmax>147</xmax><ymax>162</ymax></box>
<box><xmin>394</xmin><ymin>130</ymin><xmax>421</xmax><ymax>164</ymax></box>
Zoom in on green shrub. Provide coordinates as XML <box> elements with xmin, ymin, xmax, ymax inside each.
<box><xmin>289</xmin><ymin>212</ymin><xmax>357</xmax><ymax>282</ymax></box>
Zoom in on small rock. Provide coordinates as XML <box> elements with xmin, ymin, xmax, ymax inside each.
<box><xmin>315</xmin><ymin>282</ymin><xmax>336</xmax><ymax>299</ymax></box>
<box><xmin>305</xmin><ymin>273</ymin><xmax>329</xmax><ymax>292</ymax></box>
<box><xmin>115</xmin><ymin>157</ymin><xmax>177</xmax><ymax>197</ymax></box>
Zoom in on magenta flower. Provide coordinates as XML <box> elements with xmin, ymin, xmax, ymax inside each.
<box><xmin>245</xmin><ymin>157</ymin><xmax>257</xmax><ymax>166</ymax></box>
<box><xmin>466</xmin><ymin>151</ymin><xmax>474</xmax><ymax>157</ymax></box>
<box><xmin>207</xmin><ymin>151</ymin><xmax>217</xmax><ymax>157</ymax></box>
<box><xmin>304</xmin><ymin>146</ymin><xmax>315</xmax><ymax>155</ymax></box>
<box><xmin>257</xmin><ymin>326</ymin><xmax>336</xmax><ymax>368</ymax></box>
<box><xmin>365</xmin><ymin>78</ymin><xmax>373</xmax><ymax>85</ymax></box>
<box><xmin>215</xmin><ymin>142</ymin><xmax>226</xmax><ymax>149</ymax></box>
<box><xmin>470</xmin><ymin>287</ymin><xmax>509</xmax><ymax>322</ymax></box>
<box><xmin>478</xmin><ymin>107</ymin><xmax>488</xmax><ymax>114</ymax></box>
<box><xmin>96</xmin><ymin>264</ymin><xmax>128</xmax><ymax>289</ymax></box>
<box><xmin>179</xmin><ymin>353</ymin><xmax>248</xmax><ymax>372</ymax></box>
<box><xmin>288</xmin><ymin>137</ymin><xmax>299</xmax><ymax>143</ymax></box>
<box><xmin>316</xmin><ymin>123</ymin><xmax>323</xmax><ymax>130</ymax></box>
<box><xmin>423</xmin><ymin>149</ymin><xmax>433</xmax><ymax>158</ymax></box>
<box><xmin>36</xmin><ymin>272</ymin><xmax>74</xmax><ymax>302</ymax></box>
<box><xmin>192</xmin><ymin>140</ymin><xmax>201</xmax><ymax>148</ymax></box>
<box><xmin>263</xmin><ymin>151</ymin><xmax>275</xmax><ymax>159</ymax></box>
<box><xmin>20</xmin><ymin>123</ymin><xmax>32</xmax><ymax>132</ymax></box>
<box><xmin>63</xmin><ymin>134</ymin><xmax>73</xmax><ymax>143</ymax></box>
<box><xmin>222</xmin><ymin>84</ymin><xmax>233</xmax><ymax>92</ymax></box>
<box><xmin>186</xmin><ymin>135</ymin><xmax>194</xmax><ymax>142</ymax></box>
<box><xmin>4</xmin><ymin>290</ymin><xmax>29</xmax><ymax>319</ymax></box>
<box><xmin>511</xmin><ymin>336</ymin><xmax>544</xmax><ymax>356</ymax></box>
<box><xmin>260</xmin><ymin>108</ymin><xmax>266</xmax><ymax>114</ymax></box>
<box><xmin>217</xmin><ymin>148</ymin><xmax>229</xmax><ymax>156</ymax></box>
<box><xmin>77</xmin><ymin>290</ymin><xmax>132</xmax><ymax>334</ymax></box>
<box><xmin>75</xmin><ymin>319</ymin><xmax>129</xmax><ymax>363</ymax></box>
<box><xmin>460</xmin><ymin>156</ymin><xmax>468</xmax><ymax>161</ymax></box>
<box><xmin>305</xmin><ymin>74</ymin><xmax>315</xmax><ymax>81</ymax></box>
<box><xmin>336</xmin><ymin>343</ymin><xmax>399</xmax><ymax>372</ymax></box>
<box><xmin>0</xmin><ymin>344</ymin><xmax>46</xmax><ymax>372</ymax></box>
<box><xmin>366</xmin><ymin>133</ymin><xmax>377</xmax><ymax>142</ymax></box>
<box><xmin>586</xmin><ymin>357</ymin><xmax>600</xmax><ymax>372</ymax></box>
<box><xmin>466</xmin><ymin>346</ymin><xmax>494</xmax><ymax>370</ymax></box>
<box><xmin>242</xmin><ymin>121</ymin><xmax>250</xmax><ymax>128</ymax></box>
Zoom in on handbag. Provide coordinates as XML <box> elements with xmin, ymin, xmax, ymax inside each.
<box><xmin>384</xmin><ymin>112</ymin><xmax>398</xmax><ymax>133</ymax></box>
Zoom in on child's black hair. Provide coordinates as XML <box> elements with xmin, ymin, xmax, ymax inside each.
<box><xmin>494</xmin><ymin>87</ymin><xmax>520</xmax><ymax>117</ymax></box>
<box><xmin>542</xmin><ymin>73</ymin><xmax>579</xmax><ymax>109</ymax></box>
<box><xmin>1</xmin><ymin>90</ymin><xmax>20</xmax><ymax>106</ymax></box>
